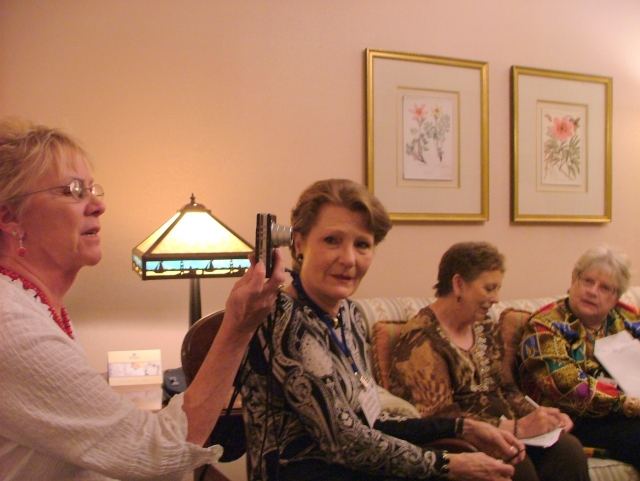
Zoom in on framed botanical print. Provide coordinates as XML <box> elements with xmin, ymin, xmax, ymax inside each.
<box><xmin>511</xmin><ymin>66</ymin><xmax>612</xmax><ymax>223</ymax></box>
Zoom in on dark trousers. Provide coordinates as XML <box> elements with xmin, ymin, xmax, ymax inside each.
<box><xmin>572</xmin><ymin>415</ymin><xmax>640</xmax><ymax>470</ymax></box>
<box><xmin>513</xmin><ymin>432</ymin><xmax>589</xmax><ymax>481</ymax></box>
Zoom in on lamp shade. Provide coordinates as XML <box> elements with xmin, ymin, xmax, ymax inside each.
<box><xmin>132</xmin><ymin>195</ymin><xmax>253</xmax><ymax>280</ymax></box>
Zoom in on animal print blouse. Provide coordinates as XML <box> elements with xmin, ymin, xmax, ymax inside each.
<box><xmin>388</xmin><ymin>306</ymin><xmax>534</xmax><ymax>425</ymax></box>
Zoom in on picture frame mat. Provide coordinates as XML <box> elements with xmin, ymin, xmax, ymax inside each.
<box><xmin>367</xmin><ymin>50</ymin><xmax>488</xmax><ymax>221</ymax></box>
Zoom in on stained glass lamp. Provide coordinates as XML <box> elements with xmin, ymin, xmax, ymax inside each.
<box><xmin>132</xmin><ymin>194</ymin><xmax>253</xmax><ymax>325</ymax></box>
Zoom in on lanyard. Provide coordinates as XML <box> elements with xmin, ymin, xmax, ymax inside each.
<box><xmin>290</xmin><ymin>272</ymin><xmax>367</xmax><ymax>384</ymax></box>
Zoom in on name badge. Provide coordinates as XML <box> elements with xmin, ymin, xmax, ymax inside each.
<box><xmin>358</xmin><ymin>379</ymin><xmax>381</xmax><ymax>427</ymax></box>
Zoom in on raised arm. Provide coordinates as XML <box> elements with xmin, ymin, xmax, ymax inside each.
<box><xmin>183</xmin><ymin>250</ymin><xmax>286</xmax><ymax>445</ymax></box>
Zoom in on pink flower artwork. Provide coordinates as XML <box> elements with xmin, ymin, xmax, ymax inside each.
<box><xmin>410</xmin><ymin>104</ymin><xmax>427</xmax><ymax>122</ymax></box>
<box><xmin>543</xmin><ymin>113</ymin><xmax>581</xmax><ymax>182</ymax></box>
<box><xmin>405</xmin><ymin>102</ymin><xmax>450</xmax><ymax>164</ymax></box>
<box><xmin>549</xmin><ymin>116</ymin><xmax>575</xmax><ymax>142</ymax></box>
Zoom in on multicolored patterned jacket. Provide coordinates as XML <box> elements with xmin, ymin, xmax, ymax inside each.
<box><xmin>519</xmin><ymin>297</ymin><xmax>640</xmax><ymax>418</ymax></box>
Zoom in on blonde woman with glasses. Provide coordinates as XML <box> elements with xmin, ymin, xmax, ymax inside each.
<box><xmin>0</xmin><ymin>118</ymin><xmax>286</xmax><ymax>480</ymax></box>
<box><xmin>520</xmin><ymin>245</ymin><xmax>640</xmax><ymax>470</ymax></box>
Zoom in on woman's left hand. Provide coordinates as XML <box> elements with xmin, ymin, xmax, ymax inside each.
<box><xmin>225</xmin><ymin>249</ymin><xmax>286</xmax><ymax>334</ymax></box>
<box><xmin>461</xmin><ymin>418</ymin><xmax>526</xmax><ymax>464</ymax></box>
<box><xmin>557</xmin><ymin>412</ymin><xmax>574</xmax><ymax>433</ymax></box>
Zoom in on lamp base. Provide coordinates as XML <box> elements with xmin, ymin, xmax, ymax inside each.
<box><xmin>189</xmin><ymin>277</ymin><xmax>201</xmax><ymax>326</ymax></box>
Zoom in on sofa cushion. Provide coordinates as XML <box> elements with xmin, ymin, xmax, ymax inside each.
<box><xmin>498</xmin><ymin>308</ymin><xmax>532</xmax><ymax>387</ymax></box>
<box><xmin>377</xmin><ymin>385</ymin><xmax>421</xmax><ymax>418</ymax></box>
<box><xmin>371</xmin><ymin>320</ymin><xmax>407</xmax><ymax>390</ymax></box>
<box><xmin>588</xmin><ymin>457</ymin><xmax>640</xmax><ymax>481</ymax></box>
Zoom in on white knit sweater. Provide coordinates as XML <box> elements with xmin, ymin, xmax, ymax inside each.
<box><xmin>0</xmin><ymin>273</ymin><xmax>222</xmax><ymax>480</ymax></box>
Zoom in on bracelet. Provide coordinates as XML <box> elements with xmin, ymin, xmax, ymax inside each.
<box><xmin>438</xmin><ymin>451</ymin><xmax>450</xmax><ymax>476</ymax></box>
<box><xmin>513</xmin><ymin>418</ymin><xmax>519</xmax><ymax>438</ymax></box>
<box><xmin>455</xmin><ymin>417</ymin><xmax>465</xmax><ymax>438</ymax></box>
<box><xmin>623</xmin><ymin>397</ymin><xmax>637</xmax><ymax>417</ymax></box>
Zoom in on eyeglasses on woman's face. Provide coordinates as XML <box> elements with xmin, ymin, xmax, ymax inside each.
<box><xmin>17</xmin><ymin>179</ymin><xmax>104</xmax><ymax>202</ymax></box>
<box><xmin>577</xmin><ymin>274</ymin><xmax>617</xmax><ymax>298</ymax></box>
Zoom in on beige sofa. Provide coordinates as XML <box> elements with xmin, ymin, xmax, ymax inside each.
<box><xmin>352</xmin><ymin>286</ymin><xmax>640</xmax><ymax>481</ymax></box>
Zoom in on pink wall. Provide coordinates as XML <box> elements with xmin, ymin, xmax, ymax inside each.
<box><xmin>2</xmin><ymin>0</ymin><xmax>640</xmax><ymax>373</ymax></box>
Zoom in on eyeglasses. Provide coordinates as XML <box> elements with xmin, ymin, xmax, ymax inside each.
<box><xmin>577</xmin><ymin>275</ymin><xmax>617</xmax><ymax>298</ymax></box>
<box><xmin>16</xmin><ymin>179</ymin><xmax>104</xmax><ymax>202</ymax></box>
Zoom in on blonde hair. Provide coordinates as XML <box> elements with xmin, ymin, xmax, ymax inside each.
<box><xmin>0</xmin><ymin>118</ymin><xmax>91</xmax><ymax>213</ymax></box>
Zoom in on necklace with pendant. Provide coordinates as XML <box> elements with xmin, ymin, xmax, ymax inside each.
<box><xmin>585</xmin><ymin>324</ymin><xmax>605</xmax><ymax>343</ymax></box>
<box><xmin>0</xmin><ymin>266</ymin><xmax>74</xmax><ymax>339</ymax></box>
<box><xmin>291</xmin><ymin>271</ymin><xmax>343</xmax><ymax>330</ymax></box>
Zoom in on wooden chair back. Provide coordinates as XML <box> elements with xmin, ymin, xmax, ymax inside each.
<box><xmin>181</xmin><ymin>309</ymin><xmax>226</xmax><ymax>385</ymax></box>
<box><xmin>181</xmin><ymin>309</ymin><xmax>247</xmax><ymax>465</ymax></box>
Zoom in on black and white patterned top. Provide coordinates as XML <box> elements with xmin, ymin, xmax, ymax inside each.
<box><xmin>241</xmin><ymin>291</ymin><xmax>454</xmax><ymax>481</ymax></box>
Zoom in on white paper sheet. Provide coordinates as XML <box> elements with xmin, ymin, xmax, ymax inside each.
<box><xmin>519</xmin><ymin>427</ymin><xmax>562</xmax><ymax>447</ymax></box>
<box><xmin>500</xmin><ymin>413</ymin><xmax>561</xmax><ymax>448</ymax></box>
<box><xmin>594</xmin><ymin>331</ymin><xmax>640</xmax><ymax>397</ymax></box>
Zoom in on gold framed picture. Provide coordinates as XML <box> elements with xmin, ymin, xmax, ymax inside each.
<box><xmin>366</xmin><ymin>49</ymin><xmax>489</xmax><ymax>222</ymax></box>
<box><xmin>511</xmin><ymin>65</ymin><xmax>612</xmax><ymax>223</ymax></box>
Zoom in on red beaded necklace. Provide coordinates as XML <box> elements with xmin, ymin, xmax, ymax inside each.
<box><xmin>0</xmin><ymin>266</ymin><xmax>74</xmax><ymax>339</ymax></box>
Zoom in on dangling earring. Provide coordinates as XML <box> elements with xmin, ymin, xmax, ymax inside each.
<box><xmin>456</xmin><ymin>295</ymin><xmax>462</xmax><ymax>303</ymax></box>
<box><xmin>296</xmin><ymin>253</ymin><xmax>303</xmax><ymax>264</ymax></box>
<box><xmin>13</xmin><ymin>231</ymin><xmax>25</xmax><ymax>257</ymax></box>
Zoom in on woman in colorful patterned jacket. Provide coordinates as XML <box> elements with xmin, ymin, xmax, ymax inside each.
<box><xmin>241</xmin><ymin>180</ymin><xmax>525</xmax><ymax>481</ymax></box>
<box><xmin>519</xmin><ymin>245</ymin><xmax>640</xmax><ymax>469</ymax></box>
<box><xmin>388</xmin><ymin>241</ymin><xmax>588</xmax><ymax>481</ymax></box>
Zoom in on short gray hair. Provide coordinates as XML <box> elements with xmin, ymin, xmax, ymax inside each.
<box><xmin>572</xmin><ymin>246</ymin><xmax>631</xmax><ymax>296</ymax></box>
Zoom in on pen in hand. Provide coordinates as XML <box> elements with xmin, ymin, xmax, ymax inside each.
<box><xmin>525</xmin><ymin>394</ymin><xmax>568</xmax><ymax>432</ymax></box>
